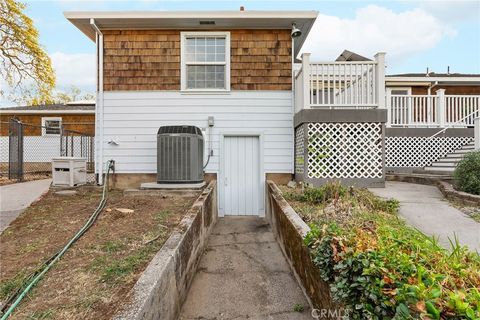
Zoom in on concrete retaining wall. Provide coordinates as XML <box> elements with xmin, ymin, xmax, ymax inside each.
<box><xmin>114</xmin><ymin>180</ymin><xmax>217</xmax><ymax>320</ymax></box>
<box><xmin>265</xmin><ymin>180</ymin><xmax>340</xmax><ymax>311</ymax></box>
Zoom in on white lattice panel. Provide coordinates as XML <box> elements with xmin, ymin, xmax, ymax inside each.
<box><xmin>307</xmin><ymin>123</ymin><xmax>383</xmax><ymax>179</ymax></box>
<box><xmin>295</xmin><ymin>126</ymin><xmax>305</xmax><ymax>174</ymax></box>
<box><xmin>386</xmin><ymin>136</ymin><xmax>474</xmax><ymax>167</ymax></box>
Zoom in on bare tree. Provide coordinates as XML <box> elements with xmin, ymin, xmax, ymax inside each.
<box><xmin>54</xmin><ymin>86</ymin><xmax>95</xmax><ymax>104</ymax></box>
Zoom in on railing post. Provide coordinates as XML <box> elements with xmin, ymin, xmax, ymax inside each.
<box><xmin>301</xmin><ymin>53</ymin><xmax>311</xmax><ymax>110</ymax></box>
<box><xmin>386</xmin><ymin>90</ymin><xmax>391</xmax><ymax>127</ymax></box>
<box><xmin>374</xmin><ymin>52</ymin><xmax>386</xmax><ymax>109</ymax></box>
<box><xmin>475</xmin><ymin>117</ymin><xmax>480</xmax><ymax>150</ymax></box>
<box><xmin>437</xmin><ymin>89</ymin><xmax>446</xmax><ymax>127</ymax></box>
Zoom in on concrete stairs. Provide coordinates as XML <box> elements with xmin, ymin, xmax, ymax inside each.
<box><xmin>424</xmin><ymin>142</ymin><xmax>475</xmax><ymax>174</ymax></box>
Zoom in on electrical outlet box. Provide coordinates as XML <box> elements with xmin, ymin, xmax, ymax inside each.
<box><xmin>208</xmin><ymin>116</ymin><xmax>214</xmax><ymax>127</ymax></box>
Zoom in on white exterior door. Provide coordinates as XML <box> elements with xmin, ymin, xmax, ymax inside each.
<box><xmin>222</xmin><ymin>136</ymin><xmax>261</xmax><ymax>216</ymax></box>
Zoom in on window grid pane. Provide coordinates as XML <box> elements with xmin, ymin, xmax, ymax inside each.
<box><xmin>186</xmin><ymin>65</ymin><xmax>225</xmax><ymax>89</ymax></box>
<box><xmin>44</xmin><ymin>120</ymin><xmax>61</xmax><ymax>135</ymax></box>
<box><xmin>185</xmin><ymin>36</ymin><xmax>226</xmax><ymax>63</ymax></box>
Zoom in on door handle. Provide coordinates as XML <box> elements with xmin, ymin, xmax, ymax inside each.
<box><xmin>224</xmin><ymin>177</ymin><xmax>228</xmax><ymax>186</ymax></box>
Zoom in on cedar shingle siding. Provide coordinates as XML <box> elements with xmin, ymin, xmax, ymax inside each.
<box><xmin>0</xmin><ymin>114</ymin><xmax>95</xmax><ymax>136</ymax></box>
<box><xmin>103</xmin><ymin>29</ymin><xmax>292</xmax><ymax>91</ymax></box>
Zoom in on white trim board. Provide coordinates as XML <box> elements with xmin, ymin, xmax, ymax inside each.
<box><xmin>180</xmin><ymin>31</ymin><xmax>231</xmax><ymax>93</ymax></box>
<box><xmin>0</xmin><ymin>110</ymin><xmax>94</xmax><ymax>115</ymax></box>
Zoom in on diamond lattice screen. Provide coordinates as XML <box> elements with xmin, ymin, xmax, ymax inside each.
<box><xmin>385</xmin><ymin>136</ymin><xmax>474</xmax><ymax>168</ymax></box>
<box><xmin>307</xmin><ymin>123</ymin><xmax>383</xmax><ymax>179</ymax></box>
<box><xmin>295</xmin><ymin>125</ymin><xmax>305</xmax><ymax>174</ymax></box>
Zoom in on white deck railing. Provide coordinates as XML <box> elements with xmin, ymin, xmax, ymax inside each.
<box><xmin>387</xmin><ymin>91</ymin><xmax>480</xmax><ymax>128</ymax></box>
<box><xmin>294</xmin><ymin>52</ymin><xmax>386</xmax><ymax>113</ymax></box>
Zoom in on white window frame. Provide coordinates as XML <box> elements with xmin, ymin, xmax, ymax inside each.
<box><xmin>41</xmin><ymin>117</ymin><xmax>62</xmax><ymax>136</ymax></box>
<box><xmin>180</xmin><ymin>31</ymin><xmax>231</xmax><ymax>93</ymax></box>
<box><xmin>387</xmin><ymin>87</ymin><xmax>412</xmax><ymax>95</ymax></box>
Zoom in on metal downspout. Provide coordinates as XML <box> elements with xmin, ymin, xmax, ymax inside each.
<box><xmin>90</xmin><ymin>19</ymin><xmax>104</xmax><ymax>184</ymax></box>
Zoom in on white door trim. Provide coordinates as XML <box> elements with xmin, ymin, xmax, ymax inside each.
<box><xmin>218</xmin><ymin>132</ymin><xmax>265</xmax><ymax>217</ymax></box>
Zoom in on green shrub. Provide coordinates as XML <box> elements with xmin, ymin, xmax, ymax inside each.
<box><xmin>454</xmin><ymin>151</ymin><xmax>480</xmax><ymax>195</ymax></box>
<box><xmin>299</xmin><ymin>181</ymin><xmax>348</xmax><ymax>204</ymax></box>
<box><xmin>295</xmin><ymin>183</ymin><xmax>480</xmax><ymax>320</ymax></box>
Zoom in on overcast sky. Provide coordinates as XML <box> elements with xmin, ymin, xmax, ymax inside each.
<box><xmin>2</xmin><ymin>0</ymin><xmax>480</xmax><ymax>105</ymax></box>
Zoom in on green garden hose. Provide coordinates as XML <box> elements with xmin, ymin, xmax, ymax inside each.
<box><xmin>0</xmin><ymin>160</ymin><xmax>115</xmax><ymax>319</ymax></box>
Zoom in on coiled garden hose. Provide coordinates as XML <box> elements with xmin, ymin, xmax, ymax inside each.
<box><xmin>0</xmin><ymin>160</ymin><xmax>115</xmax><ymax>319</ymax></box>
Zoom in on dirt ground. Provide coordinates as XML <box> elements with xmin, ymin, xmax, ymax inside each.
<box><xmin>0</xmin><ymin>186</ymin><xmax>198</xmax><ymax>319</ymax></box>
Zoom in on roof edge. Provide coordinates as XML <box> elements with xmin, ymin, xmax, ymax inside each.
<box><xmin>64</xmin><ymin>10</ymin><xmax>318</xmax><ymax>20</ymax></box>
<box><xmin>0</xmin><ymin>110</ymin><xmax>95</xmax><ymax>115</ymax></box>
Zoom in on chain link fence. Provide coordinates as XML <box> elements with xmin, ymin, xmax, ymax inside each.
<box><xmin>0</xmin><ymin>119</ymin><xmax>95</xmax><ymax>185</ymax></box>
<box><xmin>0</xmin><ymin>122</ymin><xmax>11</xmax><ymax>180</ymax></box>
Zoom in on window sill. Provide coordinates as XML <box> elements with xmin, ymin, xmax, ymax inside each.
<box><xmin>180</xmin><ymin>90</ymin><xmax>231</xmax><ymax>95</ymax></box>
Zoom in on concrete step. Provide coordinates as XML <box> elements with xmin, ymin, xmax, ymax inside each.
<box><xmin>437</xmin><ymin>158</ymin><xmax>461</xmax><ymax>164</ymax></box>
<box><xmin>387</xmin><ymin>172</ymin><xmax>453</xmax><ymax>185</ymax></box>
<box><xmin>444</xmin><ymin>154</ymin><xmax>466</xmax><ymax>159</ymax></box>
<box><xmin>430</xmin><ymin>162</ymin><xmax>456</xmax><ymax>168</ymax></box>
<box><xmin>410</xmin><ymin>169</ymin><xmax>453</xmax><ymax>177</ymax></box>
<box><xmin>451</xmin><ymin>149</ymin><xmax>473</xmax><ymax>155</ymax></box>
<box><xmin>424</xmin><ymin>166</ymin><xmax>455</xmax><ymax>173</ymax></box>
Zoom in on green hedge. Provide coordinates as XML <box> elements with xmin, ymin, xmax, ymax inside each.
<box><xmin>454</xmin><ymin>150</ymin><xmax>480</xmax><ymax>195</ymax></box>
<box><xmin>283</xmin><ymin>183</ymin><xmax>480</xmax><ymax>320</ymax></box>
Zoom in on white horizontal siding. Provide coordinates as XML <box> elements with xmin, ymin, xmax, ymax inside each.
<box><xmin>101</xmin><ymin>91</ymin><xmax>293</xmax><ymax>174</ymax></box>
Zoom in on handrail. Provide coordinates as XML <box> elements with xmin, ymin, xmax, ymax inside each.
<box><xmin>294</xmin><ymin>52</ymin><xmax>385</xmax><ymax>111</ymax></box>
<box><xmin>428</xmin><ymin>109</ymin><xmax>480</xmax><ymax>139</ymax></box>
<box><xmin>388</xmin><ymin>93</ymin><xmax>480</xmax><ymax>128</ymax></box>
<box><xmin>310</xmin><ymin>60</ymin><xmax>377</xmax><ymax>65</ymax></box>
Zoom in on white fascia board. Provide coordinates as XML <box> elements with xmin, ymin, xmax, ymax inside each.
<box><xmin>386</xmin><ymin>76</ymin><xmax>480</xmax><ymax>82</ymax></box>
<box><xmin>0</xmin><ymin>110</ymin><xmax>95</xmax><ymax>115</ymax></box>
<box><xmin>64</xmin><ymin>10</ymin><xmax>318</xmax><ymax>49</ymax></box>
<box><xmin>64</xmin><ymin>10</ymin><xmax>318</xmax><ymax>20</ymax></box>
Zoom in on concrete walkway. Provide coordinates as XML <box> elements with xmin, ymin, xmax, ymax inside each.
<box><xmin>370</xmin><ymin>181</ymin><xmax>480</xmax><ymax>252</ymax></box>
<box><xmin>179</xmin><ymin>217</ymin><xmax>311</xmax><ymax>320</ymax></box>
<box><xmin>0</xmin><ymin>179</ymin><xmax>51</xmax><ymax>233</ymax></box>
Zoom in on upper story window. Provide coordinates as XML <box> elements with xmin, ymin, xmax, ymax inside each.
<box><xmin>42</xmin><ymin>117</ymin><xmax>62</xmax><ymax>136</ymax></box>
<box><xmin>181</xmin><ymin>32</ymin><xmax>230</xmax><ymax>92</ymax></box>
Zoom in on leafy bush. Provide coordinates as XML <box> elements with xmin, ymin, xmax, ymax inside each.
<box><xmin>454</xmin><ymin>151</ymin><xmax>480</xmax><ymax>195</ymax></box>
<box><xmin>285</xmin><ymin>183</ymin><xmax>480</xmax><ymax>320</ymax></box>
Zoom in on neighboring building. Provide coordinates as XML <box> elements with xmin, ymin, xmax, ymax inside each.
<box><xmin>386</xmin><ymin>73</ymin><xmax>480</xmax><ymax>96</ymax></box>
<box><xmin>0</xmin><ymin>102</ymin><xmax>95</xmax><ymax>168</ymax></box>
<box><xmin>335</xmin><ymin>49</ymin><xmax>371</xmax><ymax>62</ymax></box>
<box><xmin>0</xmin><ymin>102</ymin><xmax>95</xmax><ymax>136</ymax></box>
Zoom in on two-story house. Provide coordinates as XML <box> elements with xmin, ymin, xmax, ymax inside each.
<box><xmin>66</xmin><ymin>10</ymin><xmax>318</xmax><ymax>217</ymax></box>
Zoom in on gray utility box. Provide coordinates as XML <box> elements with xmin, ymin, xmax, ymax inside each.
<box><xmin>52</xmin><ymin>157</ymin><xmax>87</xmax><ymax>187</ymax></box>
<box><xmin>157</xmin><ymin>125</ymin><xmax>204</xmax><ymax>184</ymax></box>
